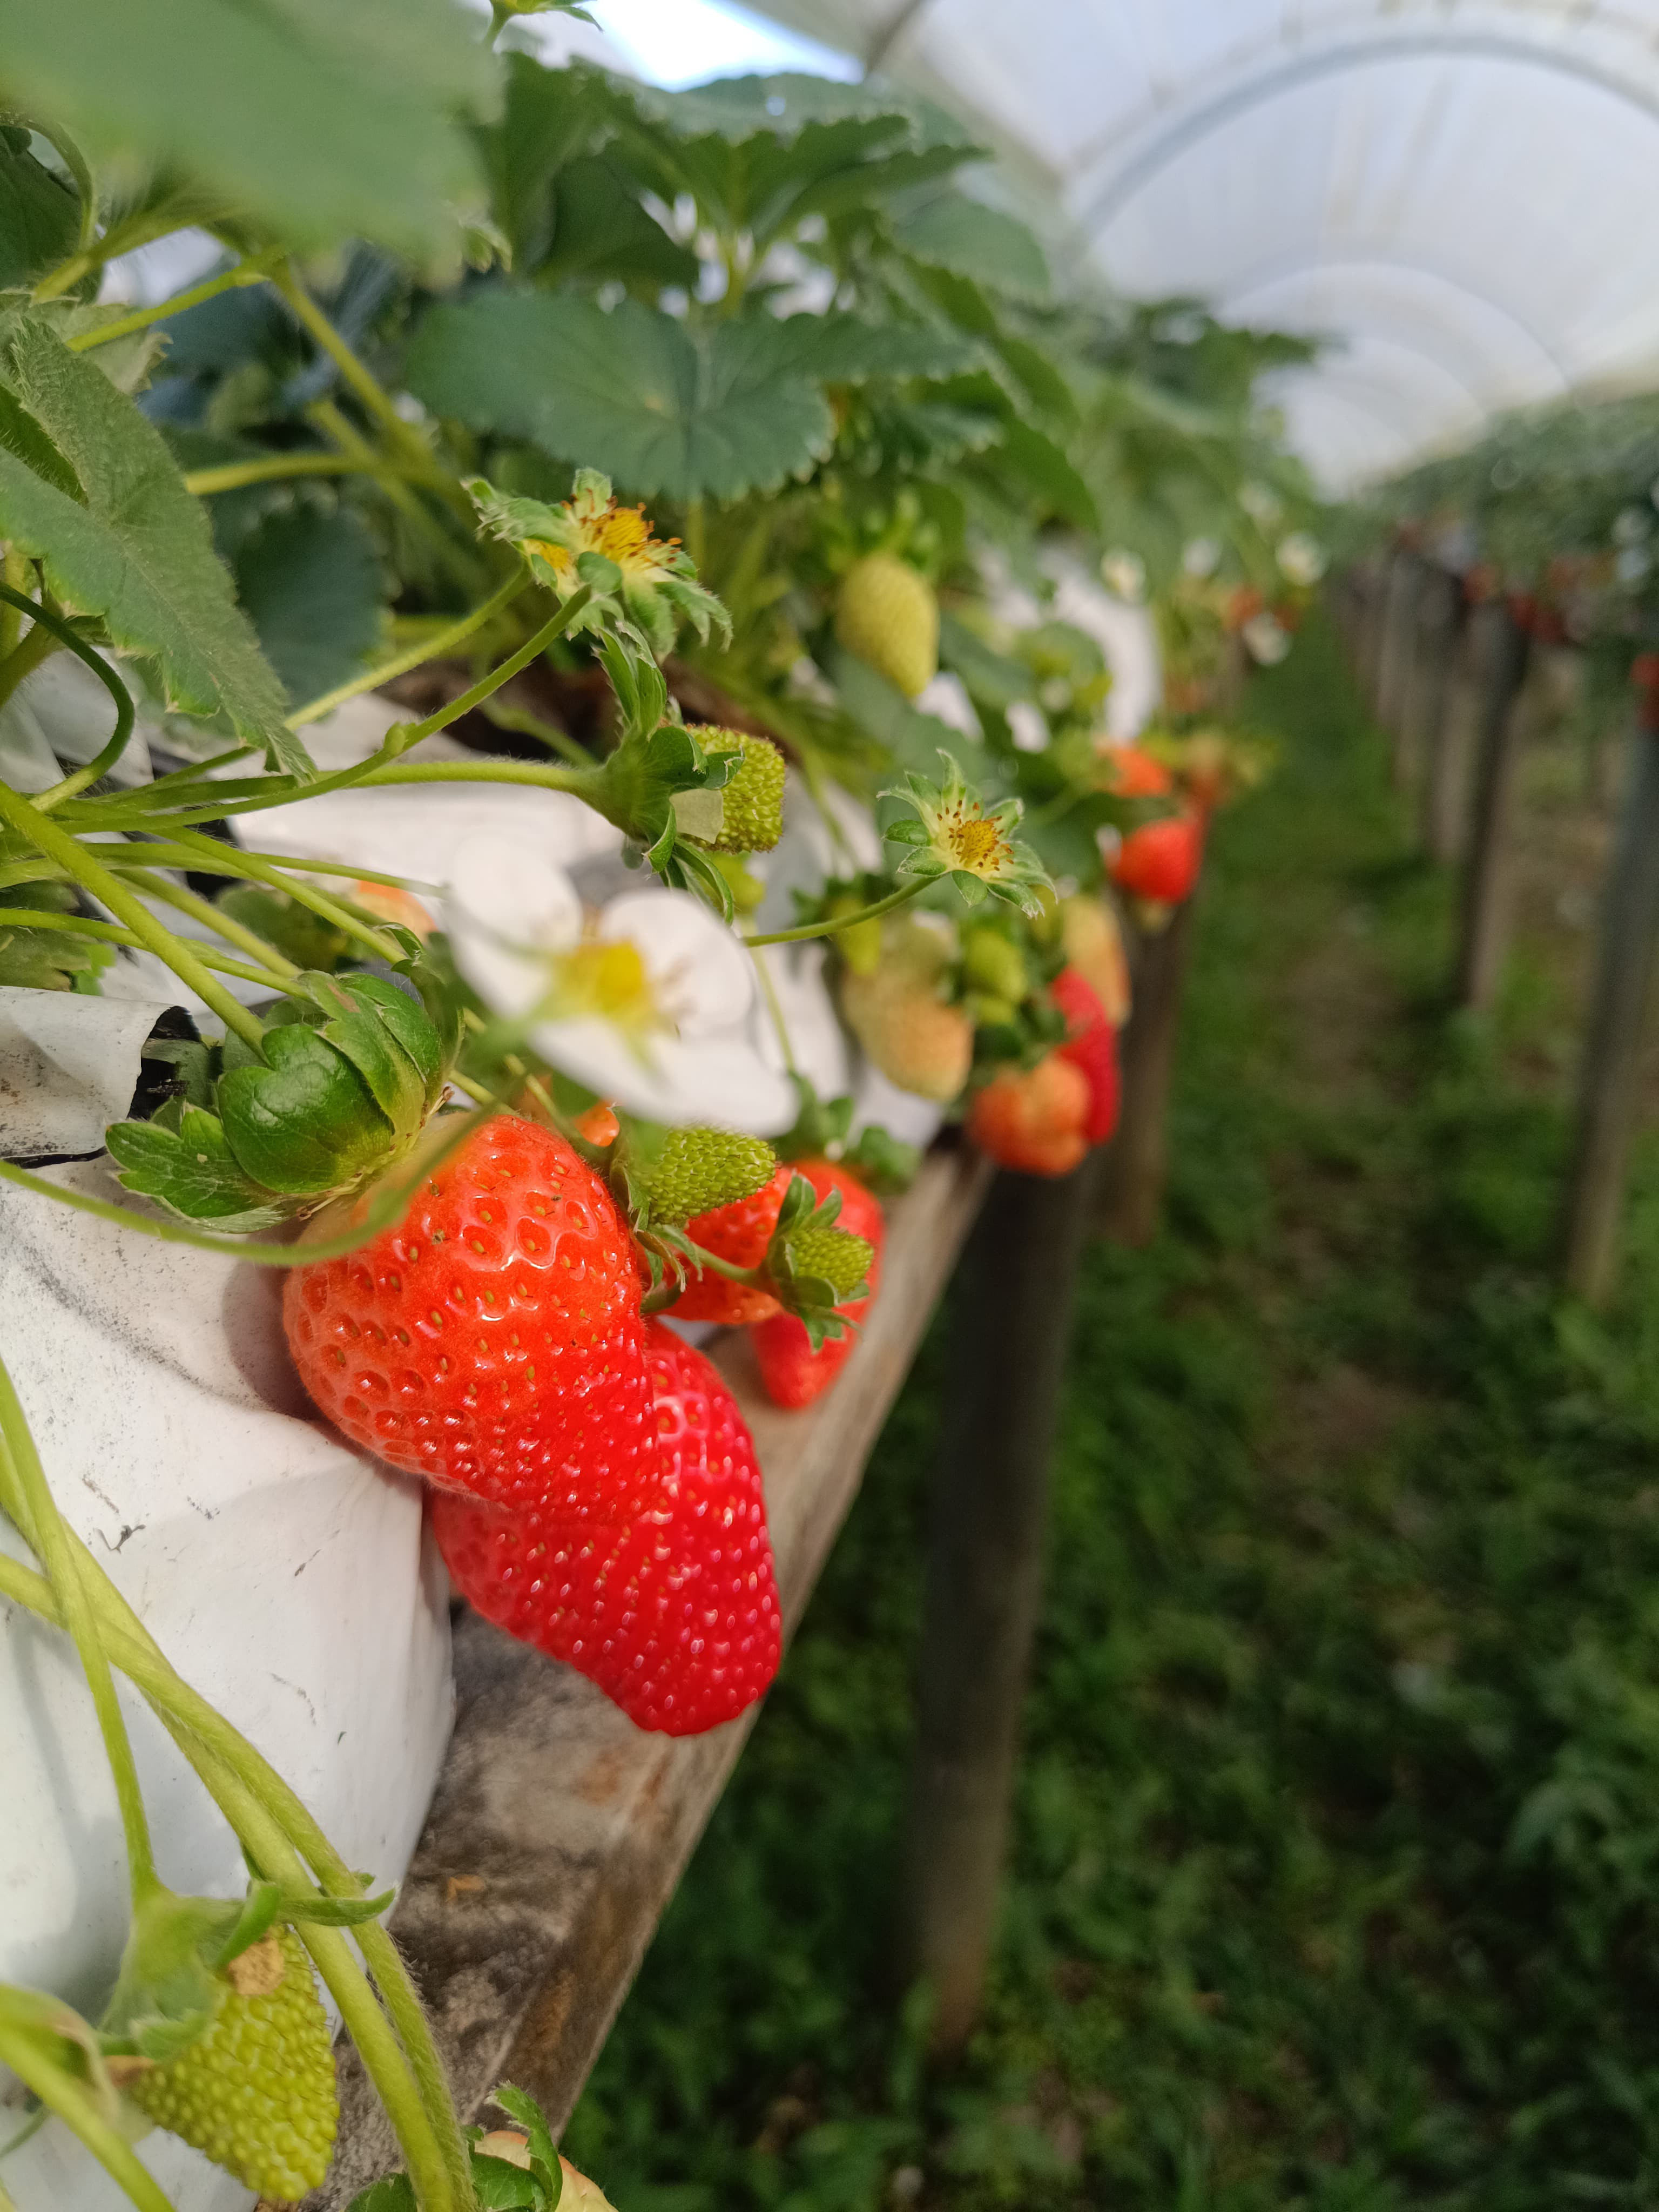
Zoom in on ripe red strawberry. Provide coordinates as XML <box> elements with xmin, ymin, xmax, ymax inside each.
<box><xmin>432</xmin><ymin>1323</ymin><xmax>781</xmax><ymax>1735</ymax></box>
<box><xmin>1050</xmin><ymin>967</ymin><xmax>1121</xmax><ymax>1146</ymax></box>
<box><xmin>671</xmin><ymin>1163</ymin><xmax>793</xmax><ymax>1324</ymax></box>
<box><xmin>1110</xmin><ymin>812</ymin><xmax>1204</xmax><ymax>905</ymax></box>
<box><xmin>284</xmin><ymin>1115</ymin><xmax>655</xmax><ymax>1521</ymax></box>
<box><xmin>751</xmin><ymin>1162</ymin><xmax>885</xmax><ymax>1411</ymax></box>
<box><xmin>967</xmin><ymin>1056</ymin><xmax>1091</xmax><ymax>1178</ymax></box>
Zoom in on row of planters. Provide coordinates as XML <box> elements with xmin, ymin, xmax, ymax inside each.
<box><xmin>1344</xmin><ymin>386</ymin><xmax>1659</xmax><ymax>1304</ymax></box>
<box><xmin>0</xmin><ymin>9</ymin><xmax>1323</xmax><ymax>2209</ymax></box>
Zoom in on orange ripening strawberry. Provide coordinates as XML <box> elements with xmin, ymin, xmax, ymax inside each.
<box><xmin>433</xmin><ymin>1323</ymin><xmax>781</xmax><ymax>1735</ymax></box>
<box><xmin>967</xmin><ymin>1056</ymin><xmax>1091</xmax><ymax>1178</ymax></box>
<box><xmin>1099</xmin><ymin>744</ymin><xmax>1172</xmax><ymax>799</ymax></box>
<box><xmin>1050</xmin><ymin>968</ymin><xmax>1120</xmax><ymax>1147</ymax></box>
<box><xmin>751</xmin><ymin>1162</ymin><xmax>885</xmax><ymax>1411</ymax></box>
<box><xmin>672</xmin><ymin>1163</ymin><xmax>793</xmax><ymax>1324</ymax></box>
<box><xmin>1110</xmin><ymin>812</ymin><xmax>1204</xmax><ymax>905</ymax></box>
<box><xmin>284</xmin><ymin>1115</ymin><xmax>655</xmax><ymax>1522</ymax></box>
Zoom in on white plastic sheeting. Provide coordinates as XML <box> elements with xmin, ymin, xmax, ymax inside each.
<box><xmin>743</xmin><ymin>0</ymin><xmax>1659</xmax><ymax>490</ymax></box>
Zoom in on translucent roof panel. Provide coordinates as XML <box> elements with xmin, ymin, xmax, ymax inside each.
<box><xmin>744</xmin><ymin>1</ymin><xmax>1659</xmax><ymax>489</ymax></box>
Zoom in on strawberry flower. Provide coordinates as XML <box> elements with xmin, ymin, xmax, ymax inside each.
<box><xmin>882</xmin><ymin>753</ymin><xmax>1052</xmax><ymax>916</ymax></box>
<box><xmin>447</xmin><ymin>835</ymin><xmax>795</xmax><ymax>1133</ymax></box>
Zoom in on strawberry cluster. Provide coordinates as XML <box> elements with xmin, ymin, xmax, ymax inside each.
<box><xmin>284</xmin><ymin>1117</ymin><xmax>785</xmax><ymax>1736</ymax></box>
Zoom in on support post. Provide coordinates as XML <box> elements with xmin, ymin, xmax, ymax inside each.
<box><xmin>1376</xmin><ymin>551</ymin><xmax>1420</xmax><ymax>746</ymax></box>
<box><xmin>1454</xmin><ymin>597</ymin><xmax>1532</xmax><ymax>1010</ymax></box>
<box><xmin>899</xmin><ymin>1156</ymin><xmax>1096</xmax><ymax>2054</ymax></box>
<box><xmin>1423</xmin><ymin>586</ymin><xmax>1487</xmax><ymax>864</ymax></box>
<box><xmin>1093</xmin><ymin>896</ymin><xmax>1199</xmax><ymax>1245</ymax></box>
<box><xmin>1404</xmin><ymin>563</ymin><xmax>1460</xmax><ymax>815</ymax></box>
<box><xmin>1361</xmin><ymin>551</ymin><xmax>1400</xmax><ymax>709</ymax></box>
<box><xmin>1561</xmin><ymin>669</ymin><xmax>1659</xmax><ymax>1305</ymax></box>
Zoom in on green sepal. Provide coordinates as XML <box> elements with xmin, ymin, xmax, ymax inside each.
<box><xmin>99</xmin><ymin>1890</ymin><xmax>243</xmax><ymax>2065</ymax></box>
<box><xmin>489</xmin><ymin>2085</ymin><xmax>563</xmax><ymax>2202</ymax></box>
<box><xmin>761</xmin><ymin>1173</ymin><xmax>871</xmax><ymax>1352</ymax></box>
<box><xmin>290</xmin><ymin>971</ymin><xmax>439</xmax><ymax>1143</ymax></box>
<box><xmin>216</xmin><ymin>1022</ymin><xmax>392</xmax><ymax>1197</ymax></box>
<box><xmin>105</xmin><ymin>1103</ymin><xmax>291</xmax><ymax>1231</ymax></box>
<box><xmin>212</xmin><ymin>1879</ymin><xmax>395</xmax><ymax>1966</ymax></box>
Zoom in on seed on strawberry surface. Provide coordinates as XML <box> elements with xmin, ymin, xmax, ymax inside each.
<box><xmin>671</xmin><ymin>1162</ymin><xmax>794</xmax><ymax>1324</ymax></box>
<box><xmin>433</xmin><ymin>1323</ymin><xmax>781</xmax><ymax>1735</ymax></box>
<box><xmin>284</xmin><ymin>1116</ymin><xmax>656</xmax><ymax>1521</ymax></box>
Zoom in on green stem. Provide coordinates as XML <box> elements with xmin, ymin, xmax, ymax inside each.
<box><xmin>0</xmin><ymin>1547</ymin><xmax>475</xmax><ymax>2212</ymax></box>
<box><xmin>0</xmin><ymin>785</ymin><xmax>267</xmax><ymax>1051</ymax></box>
<box><xmin>68</xmin><ymin>260</ymin><xmax>273</xmax><ymax>353</ymax></box>
<box><xmin>0</xmin><ymin>549</ymin><xmax>29</xmax><ymax>661</ymax></box>
<box><xmin>0</xmin><ymin>908</ymin><xmax>292</xmax><ymax>991</ymax></box>
<box><xmin>0</xmin><ymin>585</ymin><xmax>137</xmax><ymax>807</ymax></box>
<box><xmin>355</xmin><ymin>758</ymin><xmax>590</xmax><ymax>799</ymax></box>
<box><xmin>183</xmin><ymin>451</ymin><xmax>382</xmax><ymax>497</ymax></box>
<box><xmin>0</xmin><ymin>1106</ymin><xmax>489</xmax><ymax>1266</ymax></box>
<box><xmin>122</xmin><ymin>869</ymin><xmax>302</xmax><ymax>979</ymax></box>
<box><xmin>399</xmin><ymin>588</ymin><xmax>591</xmax><ymax>747</ymax></box>
<box><xmin>149</xmin><ymin>825</ymin><xmax>403</xmax><ymax>963</ymax></box>
<box><xmin>285</xmin><ymin>565</ymin><xmax>530</xmax><ymax>730</ymax></box>
<box><xmin>270</xmin><ymin>261</ymin><xmax>466</xmax><ymax>515</ymax></box>
<box><xmin>0</xmin><ymin>2018</ymin><xmax>173</xmax><ymax>2212</ymax></box>
<box><xmin>0</xmin><ymin>610</ymin><xmax>60</xmax><ymax>714</ymax></box>
<box><xmin>745</xmin><ymin>875</ymin><xmax>925</xmax><ymax>948</ymax></box>
<box><xmin>0</xmin><ymin>1353</ymin><xmax>158</xmax><ymax>1899</ymax></box>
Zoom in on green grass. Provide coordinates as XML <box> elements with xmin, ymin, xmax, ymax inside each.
<box><xmin>565</xmin><ymin>617</ymin><xmax>1659</xmax><ymax>2211</ymax></box>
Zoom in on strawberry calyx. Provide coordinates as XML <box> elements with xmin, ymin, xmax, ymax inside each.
<box><xmin>103</xmin><ymin>950</ymin><xmax>457</xmax><ymax>1230</ymax></box>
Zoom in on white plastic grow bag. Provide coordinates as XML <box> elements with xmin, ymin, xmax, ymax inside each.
<box><xmin>0</xmin><ymin>1157</ymin><xmax>454</xmax><ymax>2211</ymax></box>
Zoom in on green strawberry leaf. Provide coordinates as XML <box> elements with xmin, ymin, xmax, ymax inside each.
<box><xmin>0</xmin><ymin>129</ymin><xmax>81</xmax><ymax>291</ymax></box>
<box><xmin>409</xmin><ymin>292</ymin><xmax>836</xmax><ymax>503</ymax></box>
<box><xmin>215</xmin><ymin>1022</ymin><xmax>392</xmax><ymax>1197</ymax></box>
<box><xmin>0</xmin><ymin>319</ymin><xmax>307</xmax><ymax>770</ymax></box>
<box><xmin>105</xmin><ymin>1103</ymin><xmax>289</xmax><ymax>1231</ymax></box>
<box><xmin>0</xmin><ymin>0</ymin><xmax>493</xmax><ymax>258</ymax></box>
<box><xmin>347</xmin><ymin>2181</ymin><xmax>417</xmax><ymax>2212</ymax></box>
<box><xmin>894</xmin><ymin>188</ymin><xmax>1051</xmax><ymax>301</ymax></box>
<box><xmin>232</xmin><ymin>502</ymin><xmax>387</xmax><ymax>716</ymax></box>
<box><xmin>489</xmin><ymin>2085</ymin><xmax>561</xmax><ymax>2181</ymax></box>
<box><xmin>471</xmin><ymin>2155</ymin><xmax>545</xmax><ymax>2210</ymax></box>
<box><xmin>844</xmin><ymin>1122</ymin><xmax>921</xmax><ymax>1196</ymax></box>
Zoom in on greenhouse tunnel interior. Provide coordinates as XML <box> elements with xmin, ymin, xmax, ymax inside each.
<box><xmin>10</xmin><ymin>2</ymin><xmax>1659</xmax><ymax>2211</ymax></box>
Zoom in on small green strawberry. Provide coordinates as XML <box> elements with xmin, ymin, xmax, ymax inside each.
<box><xmin>686</xmin><ymin>731</ymin><xmax>786</xmax><ymax>853</ymax></box>
<box><xmin>961</xmin><ymin>926</ymin><xmax>1029</xmax><ymax>1006</ymax></box>
<box><xmin>126</xmin><ymin>1926</ymin><xmax>336</xmax><ymax>2202</ymax></box>
<box><xmin>834</xmin><ymin>554</ymin><xmax>939</xmax><ymax>699</ymax></box>
<box><xmin>628</xmin><ymin>1126</ymin><xmax>778</xmax><ymax>1223</ymax></box>
<box><xmin>785</xmin><ymin>1220</ymin><xmax>874</xmax><ymax>1300</ymax></box>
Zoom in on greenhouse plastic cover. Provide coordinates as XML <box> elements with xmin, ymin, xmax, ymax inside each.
<box><xmin>737</xmin><ymin>0</ymin><xmax>1659</xmax><ymax>491</ymax></box>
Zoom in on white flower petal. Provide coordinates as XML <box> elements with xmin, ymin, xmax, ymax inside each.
<box><xmin>447</xmin><ymin>836</ymin><xmax>582</xmax><ymax>1020</ymax></box>
<box><xmin>599</xmin><ymin>889</ymin><xmax>754</xmax><ymax>1031</ymax></box>
<box><xmin>239</xmin><ymin>784</ymin><xmax>622</xmax><ymax>887</ymax></box>
<box><xmin>528</xmin><ymin>1015</ymin><xmax>795</xmax><ymax>1133</ymax></box>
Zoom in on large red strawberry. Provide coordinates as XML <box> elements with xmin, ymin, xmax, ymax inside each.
<box><xmin>671</xmin><ymin>1163</ymin><xmax>793</xmax><ymax>1324</ymax></box>
<box><xmin>1110</xmin><ymin>812</ymin><xmax>1203</xmax><ymax>905</ymax></box>
<box><xmin>284</xmin><ymin>1116</ymin><xmax>655</xmax><ymax>1521</ymax></box>
<box><xmin>1050</xmin><ymin>967</ymin><xmax>1120</xmax><ymax>1146</ymax></box>
<box><xmin>433</xmin><ymin>1323</ymin><xmax>781</xmax><ymax>1735</ymax></box>
<box><xmin>751</xmin><ymin>1162</ymin><xmax>885</xmax><ymax>1411</ymax></box>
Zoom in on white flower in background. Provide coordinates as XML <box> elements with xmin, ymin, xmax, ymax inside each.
<box><xmin>1616</xmin><ymin>544</ymin><xmax>1652</xmax><ymax>586</ymax></box>
<box><xmin>1182</xmin><ymin>536</ymin><xmax>1222</xmax><ymax>579</ymax></box>
<box><xmin>1277</xmin><ymin>531</ymin><xmax>1328</xmax><ymax>586</ymax></box>
<box><xmin>1007</xmin><ymin>699</ymin><xmax>1051</xmax><ymax>753</ymax></box>
<box><xmin>448</xmin><ymin>835</ymin><xmax>795</xmax><ymax>1134</ymax></box>
<box><xmin>1100</xmin><ymin>548</ymin><xmax>1146</xmax><ymax>603</ymax></box>
<box><xmin>1239</xmin><ymin>480</ymin><xmax>1283</xmax><ymax>528</ymax></box>
<box><xmin>1242</xmin><ymin>612</ymin><xmax>1293</xmax><ymax>666</ymax></box>
<box><xmin>1614</xmin><ymin>507</ymin><xmax>1651</xmax><ymax>547</ymax></box>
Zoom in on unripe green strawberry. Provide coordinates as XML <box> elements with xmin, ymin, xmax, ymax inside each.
<box><xmin>631</xmin><ymin>1127</ymin><xmax>778</xmax><ymax>1223</ymax></box>
<box><xmin>834</xmin><ymin>554</ymin><xmax>939</xmax><ymax>698</ymax></box>
<box><xmin>126</xmin><ymin>1927</ymin><xmax>336</xmax><ymax>2202</ymax></box>
<box><xmin>961</xmin><ymin>927</ymin><xmax>1028</xmax><ymax>1004</ymax></box>
<box><xmin>786</xmin><ymin>1222</ymin><xmax>873</xmax><ymax>1299</ymax></box>
<box><xmin>690</xmin><ymin>731</ymin><xmax>786</xmax><ymax>853</ymax></box>
<box><xmin>840</xmin><ymin>968</ymin><xmax>973</xmax><ymax>1102</ymax></box>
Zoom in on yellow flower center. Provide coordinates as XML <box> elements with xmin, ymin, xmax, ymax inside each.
<box><xmin>547</xmin><ymin>938</ymin><xmax>662</xmax><ymax>1033</ymax></box>
<box><xmin>933</xmin><ymin>798</ymin><xmax>1009</xmax><ymax>878</ymax></box>
<box><xmin>523</xmin><ymin>502</ymin><xmax>677</xmax><ymax>586</ymax></box>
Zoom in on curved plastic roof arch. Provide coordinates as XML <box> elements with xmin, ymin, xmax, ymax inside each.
<box><xmin>742</xmin><ymin>0</ymin><xmax>1659</xmax><ymax>491</ymax></box>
